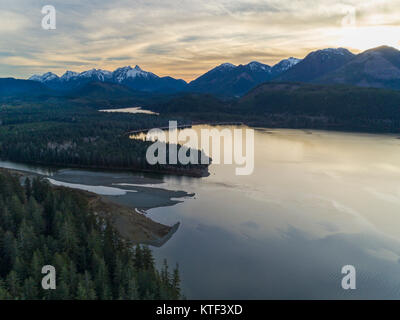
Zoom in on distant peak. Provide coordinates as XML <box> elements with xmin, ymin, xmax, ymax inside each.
<box><xmin>61</xmin><ymin>70</ymin><xmax>78</xmax><ymax>76</ymax></box>
<box><xmin>271</xmin><ymin>57</ymin><xmax>301</xmax><ymax>73</ymax></box>
<box><xmin>287</xmin><ymin>57</ymin><xmax>301</xmax><ymax>63</ymax></box>
<box><xmin>60</xmin><ymin>71</ymin><xmax>79</xmax><ymax>81</ymax></box>
<box><xmin>372</xmin><ymin>45</ymin><xmax>394</xmax><ymax>50</ymax></box>
<box><xmin>275</xmin><ymin>57</ymin><xmax>301</xmax><ymax>64</ymax></box>
<box><xmin>218</xmin><ymin>63</ymin><xmax>236</xmax><ymax>69</ymax></box>
<box><xmin>116</xmin><ymin>65</ymin><xmax>144</xmax><ymax>72</ymax></box>
<box><xmin>116</xmin><ymin>66</ymin><xmax>133</xmax><ymax>71</ymax></box>
<box><xmin>310</xmin><ymin>48</ymin><xmax>354</xmax><ymax>56</ymax></box>
<box><xmin>246</xmin><ymin>61</ymin><xmax>270</xmax><ymax>71</ymax></box>
<box><xmin>28</xmin><ymin>72</ymin><xmax>59</xmax><ymax>82</ymax></box>
<box><xmin>365</xmin><ymin>45</ymin><xmax>399</xmax><ymax>53</ymax></box>
<box><xmin>112</xmin><ymin>64</ymin><xmax>157</xmax><ymax>82</ymax></box>
<box><xmin>247</xmin><ymin>61</ymin><xmax>267</xmax><ymax>67</ymax></box>
<box><xmin>78</xmin><ymin>69</ymin><xmax>112</xmax><ymax>80</ymax></box>
<box><xmin>248</xmin><ymin>61</ymin><xmax>262</xmax><ymax>65</ymax></box>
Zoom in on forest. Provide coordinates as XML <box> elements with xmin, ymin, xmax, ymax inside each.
<box><xmin>0</xmin><ymin>94</ymin><xmax>208</xmax><ymax>176</ymax></box>
<box><xmin>147</xmin><ymin>82</ymin><xmax>400</xmax><ymax>133</ymax></box>
<box><xmin>0</xmin><ymin>170</ymin><xmax>181</xmax><ymax>299</ymax></box>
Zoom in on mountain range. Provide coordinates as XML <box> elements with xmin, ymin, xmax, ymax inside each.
<box><xmin>187</xmin><ymin>58</ymin><xmax>301</xmax><ymax>96</ymax></box>
<box><xmin>27</xmin><ymin>58</ymin><xmax>301</xmax><ymax>97</ymax></box>
<box><xmin>29</xmin><ymin>65</ymin><xmax>187</xmax><ymax>93</ymax></box>
<box><xmin>4</xmin><ymin>45</ymin><xmax>400</xmax><ymax>97</ymax></box>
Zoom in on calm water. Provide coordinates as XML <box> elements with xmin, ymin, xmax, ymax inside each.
<box><xmin>147</xmin><ymin>127</ymin><xmax>400</xmax><ymax>299</ymax></box>
<box><xmin>3</xmin><ymin>127</ymin><xmax>400</xmax><ymax>299</ymax></box>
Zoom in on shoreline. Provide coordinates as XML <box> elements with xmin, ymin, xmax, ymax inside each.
<box><xmin>0</xmin><ymin>167</ymin><xmax>181</xmax><ymax>247</ymax></box>
<box><xmin>88</xmin><ymin>191</ymin><xmax>179</xmax><ymax>247</ymax></box>
<box><xmin>0</xmin><ymin>158</ymin><xmax>210</xmax><ymax>178</ymax></box>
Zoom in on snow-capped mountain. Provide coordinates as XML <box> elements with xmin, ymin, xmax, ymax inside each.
<box><xmin>60</xmin><ymin>71</ymin><xmax>79</xmax><ymax>81</ymax></box>
<box><xmin>111</xmin><ymin>66</ymin><xmax>186</xmax><ymax>92</ymax></box>
<box><xmin>112</xmin><ymin>65</ymin><xmax>158</xmax><ymax>83</ymax></box>
<box><xmin>247</xmin><ymin>61</ymin><xmax>271</xmax><ymax>72</ymax></box>
<box><xmin>187</xmin><ymin>58</ymin><xmax>301</xmax><ymax>96</ymax></box>
<box><xmin>29</xmin><ymin>72</ymin><xmax>59</xmax><ymax>82</ymax></box>
<box><xmin>216</xmin><ymin>63</ymin><xmax>237</xmax><ymax>70</ymax></box>
<box><xmin>271</xmin><ymin>57</ymin><xmax>301</xmax><ymax>75</ymax></box>
<box><xmin>29</xmin><ymin>65</ymin><xmax>187</xmax><ymax>93</ymax></box>
<box><xmin>312</xmin><ymin>48</ymin><xmax>351</xmax><ymax>56</ymax></box>
<box><xmin>78</xmin><ymin>69</ymin><xmax>112</xmax><ymax>81</ymax></box>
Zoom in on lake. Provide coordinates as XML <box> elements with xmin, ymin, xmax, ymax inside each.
<box><xmin>3</xmin><ymin>126</ymin><xmax>400</xmax><ymax>299</ymax></box>
<box><xmin>99</xmin><ymin>107</ymin><xmax>159</xmax><ymax>115</ymax></box>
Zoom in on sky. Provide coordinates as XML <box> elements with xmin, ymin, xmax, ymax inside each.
<box><xmin>0</xmin><ymin>0</ymin><xmax>399</xmax><ymax>81</ymax></box>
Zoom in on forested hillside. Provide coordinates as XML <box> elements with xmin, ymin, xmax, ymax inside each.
<box><xmin>0</xmin><ymin>96</ymin><xmax>208</xmax><ymax>176</ymax></box>
<box><xmin>235</xmin><ymin>82</ymin><xmax>400</xmax><ymax>132</ymax></box>
<box><xmin>0</xmin><ymin>170</ymin><xmax>181</xmax><ymax>299</ymax></box>
<box><xmin>148</xmin><ymin>83</ymin><xmax>400</xmax><ymax>133</ymax></box>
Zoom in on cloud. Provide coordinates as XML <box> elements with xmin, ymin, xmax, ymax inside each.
<box><xmin>0</xmin><ymin>10</ymin><xmax>31</xmax><ymax>33</ymax></box>
<box><xmin>105</xmin><ymin>56</ymin><xmax>132</xmax><ymax>61</ymax></box>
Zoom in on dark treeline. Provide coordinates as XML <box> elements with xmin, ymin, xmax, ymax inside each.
<box><xmin>0</xmin><ymin>170</ymin><xmax>181</xmax><ymax>299</ymax></box>
<box><xmin>235</xmin><ymin>83</ymin><xmax>400</xmax><ymax>132</ymax></box>
<box><xmin>146</xmin><ymin>83</ymin><xmax>400</xmax><ymax>133</ymax></box>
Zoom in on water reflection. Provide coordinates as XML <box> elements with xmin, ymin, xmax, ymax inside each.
<box><xmin>148</xmin><ymin>127</ymin><xmax>400</xmax><ymax>299</ymax></box>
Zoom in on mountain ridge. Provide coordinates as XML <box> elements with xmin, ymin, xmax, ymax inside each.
<box><xmin>273</xmin><ymin>48</ymin><xmax>355</xmax><ymax>82</ymax></box>
<box><xmin>28</xmin><ymin>65</ymin><xmax>187</xmax><ymax>93</ymax></box>
<box><xmin>187</xmin><ymin>58</ymin><xmax>301</xmax><ymax>97</ymax></box>
<box><xmin>14</xmin><ymin>45</ymin><xmax>400</xmax><ymax>96</ymax></box>
<box><xmin>316</xmin><ymin>45</ymin><xmax>400</xmax><ymax>89</ymax></box>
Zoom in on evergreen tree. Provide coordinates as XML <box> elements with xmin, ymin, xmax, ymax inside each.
<box><xmin>0</xmin><ymin>171</ymin><xmax>182</xmax><ymax>300</ymax></box>
<box><xmin>172</xmin><ymin>264</ymin><xmax>181</xmax><ymax>300</ymax></box>
<box><xmin>25</xmin><ymin>177</ymin><xmax>32</xmax><ymax>199</ymax></box>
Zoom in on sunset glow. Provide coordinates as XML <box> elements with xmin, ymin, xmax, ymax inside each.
<box><xmin>0</xmin><ymin>0</ymin><xmax>398</xmax><ymax>80</ymax></box>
